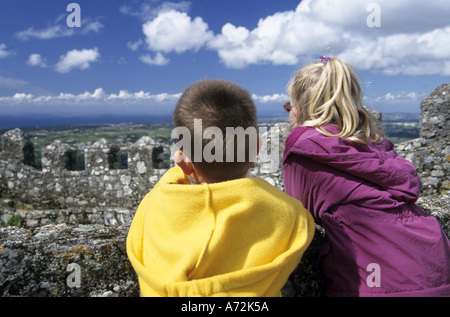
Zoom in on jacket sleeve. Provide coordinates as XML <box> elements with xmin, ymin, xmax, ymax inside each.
<box><xmin>282</xmin><ymin>154</ymin><xmax>361</xmax><ymax>223</ymax></box>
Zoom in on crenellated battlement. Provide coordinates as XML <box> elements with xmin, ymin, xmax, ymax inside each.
<box><xmin>0</xmin><ymin>123</ymin><xmax>287</xmax><ymax>213</ymax></box>
<box><xmin>0</xmin><ymin>129</ymin><xmax>167</xmax><ymax>210</ymax></box>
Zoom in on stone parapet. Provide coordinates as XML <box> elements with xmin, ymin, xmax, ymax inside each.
<box><xmin>0</xmin><ymin>131</ymin><xmax>166</xmax><ymax>209</ymax></box>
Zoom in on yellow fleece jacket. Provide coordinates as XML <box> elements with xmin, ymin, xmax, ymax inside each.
<box><xmin>126</xmin><ymin>166</ymin><xmax>314</xmax><ymax>297</ymax></box>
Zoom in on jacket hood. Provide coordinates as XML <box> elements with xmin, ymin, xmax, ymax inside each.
<box><xmin>127</xmin><ymin>166</ymin><xmax>314</xmax><ymax>297</ymax></box>
<box><xmin>283</xmin><ymin>126</ymin><xmax>421</xmax><ymax>202</ymax></box>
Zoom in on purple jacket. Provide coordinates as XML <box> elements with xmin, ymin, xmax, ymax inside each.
<box><xmin>283</xmin><ymin>126</ymin><xmax>450</xmax><ymax>297</ymax></box>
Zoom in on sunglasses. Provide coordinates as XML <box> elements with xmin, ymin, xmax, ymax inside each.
<box><xmin>283</xmin><ymin>101</ymin><xmax>292</xmax><ymax>113</ymax></box>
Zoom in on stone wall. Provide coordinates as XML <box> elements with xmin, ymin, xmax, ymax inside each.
<box><xmin>0</xmin><ymin>122</ymin><xmax>288</xmax><ymax>228</ymax></box>
<box><xmin>0</xmin><ymin>222</ymin><xmax>138</xmax><ymax>297</ymax></box>
<box><xmin>0</xmin><ymin>125</ymin><xmax>285</xmax><ymax>207</ymax></box>
<box><xmin>395</xmin><ymin>83</ymin><xmax>450</xmax><ymax>196</ymax></box>
<box><xmin>1</xmin><ymin>196</ymin><xmax>448</xmax><ymax>297</ymax></box>
<box><xmin>0</xmin><ymin>129</ymin><xmax>166</xmax><ymax>211</ymax></box>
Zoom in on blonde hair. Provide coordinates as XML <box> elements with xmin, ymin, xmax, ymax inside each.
<box><xmin>287</xmin><ymin>57</ymin><xmax>384</xmax><ymax>144</ymax></box>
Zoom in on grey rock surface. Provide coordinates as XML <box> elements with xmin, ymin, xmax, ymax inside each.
<box><xmin>0</xmin><ymin>223</ymin><xmax>138</xmax><ymax>297</ymax></box>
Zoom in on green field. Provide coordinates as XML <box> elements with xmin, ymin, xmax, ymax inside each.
<box><xmin>22</xmin><ymin>122</ymin><xmax>174</xmax><ymax>148</ymax></box>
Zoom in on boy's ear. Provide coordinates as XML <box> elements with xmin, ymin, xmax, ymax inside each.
<box><xmin>174</xmin><ymin>150</ymin><xmax>194</xmax><ymax>176</ymax></box>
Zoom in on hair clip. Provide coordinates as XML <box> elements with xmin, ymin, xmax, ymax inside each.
<box><xmin>320</xmin><ymin>56</ymin><xmax>331</xmax><ymax>65</ymax></box>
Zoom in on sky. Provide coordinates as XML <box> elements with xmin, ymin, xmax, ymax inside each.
<box><xmin>0</xmin><ymin>0</ymin><xmax>449</xmax><ymax>126</ymax></box>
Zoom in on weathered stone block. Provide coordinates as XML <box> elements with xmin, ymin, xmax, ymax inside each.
<box><xmin>420</xmin><ymin>83</ymin><xmax>450</xmax><ymax>142</ymax></box>
<box><xmin>1</xmin><ymin>128</ymin><xmax>35</xmax><ymax>167</ymax></box>
<box><xmin>0</xmin><ymin>224</ymin><xmax>139</xmax><ymax>297</ymax></box>
<box><xmin>42</xmin><ymin>140</ymin><xmax>77</xmax><ymax>174</ymax></box>
<box><xmin>84</xmin><ymin>139</ymin><xmax>120</xmax><ymax>175</ymax></box>
<box><xmin>128</xmin><ymin>136</ymin><xmax>155</xmax><ymax>175</ymax></box>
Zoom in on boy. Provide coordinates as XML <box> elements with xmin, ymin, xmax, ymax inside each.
<box><xmin>126</xmin><ymin>79</ymin><xmax>314</xmax><ymax>297</ymax></box>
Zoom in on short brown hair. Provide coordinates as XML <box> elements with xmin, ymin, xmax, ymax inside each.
<box><xmin>173</xmin><ymin>79</ymin><xmax>258</xmax><ymax>182</ymax></box>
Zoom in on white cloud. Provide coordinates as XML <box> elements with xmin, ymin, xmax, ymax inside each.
<box><xmin>27</xmin><ymin>54</ymin><xmax>47</xmax><ymax>68</ymax></box>
<box><xmin>136</xmin><ymin>0</ymin><xmax>450</xmax><ymax>75</ymax></box>
<box><xmin>369</xmin><ymin>91</ymin><xmax>428</xmax><ymax>105</ymax></box>
<box><xmin>55</xmin><ymin>48</ymin><xmax>100</xmax><ymax>73</ymax></box>
<box><xmin>207</xmin><ymin>0</ymin><xmax>450</xmax><ymax>71</ymax></box>
<box><xmin>0</xmin><ymin>44</ymin><xmax>13</xmax><ymax>59</ymax></box>
<box><xmin>0</xmin><ymin>75</ymin><xmax>28</xmax><ymax>88</ymax></box>
<box><xmin>15</xmin><ymin>16</ymin><xmax>104</xmax><ymax>41</ymax></box>
<box><xmin>140</xmin><ymin>53</ymin><xmax>170</xmax><ymax>66</ymax></box>
<box><xmin>2</xmin><ymin>86</ymin><xmax>425</xmax><ymax>114</ymax></box>
<box><xmin>252</xmin><ymin>93</ymin><xmax>289</xmax><ymax>104</ymax></box>
<box><xmin>127</xmin><ymin>39</ymin><xmax>144</xmax><ymax>51</ymax></box>
<box><xmin>16</xmin><ymin>25</ymin><xmax>66</xmax><ymax>41</ymax></box>
<box><xmin>0</xmin><ymin>88</ymin><xmax>182</xmax><ymax>107</ymax></box>
<box><xmin>9</xmin><ymin>93</ymin><xmax>35</xmax><ymax>102</ymax></box>
<box><xmin>142</xmin><ymin>10</ymin><xmax>214</xmax><ymax>53</ymax></box>
<box><xmin>0</xmin><ymin>88</ymin><xmax>287</xmax><ymax>108</ymax></box>
<box><xmin>120</xmin><ymin>0</ymin><xmax>191</xmax><ymax>21</ymax></box>
<box><xmin>340</xmin><ymin>27</ymin><xmax>450</xmax><ymax>76</ymax></box>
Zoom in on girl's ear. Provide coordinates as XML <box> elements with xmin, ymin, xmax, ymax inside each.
<box><xmin>174</xmin><ymin>150</ymin><xmax>194</xmax><ymax>176</ymax></box>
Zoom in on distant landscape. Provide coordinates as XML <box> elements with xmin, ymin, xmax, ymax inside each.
<box><xmin>0</xmin><ymin>113</ymin><xmax>420</xmax><ymax>171</ymax></box>
<box><xmin>0</xmin><ymin>114</ymin><xmax>175</xmax><ymax>131</ymax></box>
<box><xmin>380</xmin><ymin>112</ymin><xmax>421</xmax><ymax>143</ymax></box>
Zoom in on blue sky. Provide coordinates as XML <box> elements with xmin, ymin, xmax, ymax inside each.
<box><xmin>0</xmin><ymin>0</ymin><xmax>449</xmax><ymax>123</ymax></box>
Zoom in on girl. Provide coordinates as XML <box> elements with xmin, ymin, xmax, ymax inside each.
<box><xmin>282</xmin><ymin>57</ymin><xmax>450</xmax><ymax>297</ymax></box>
